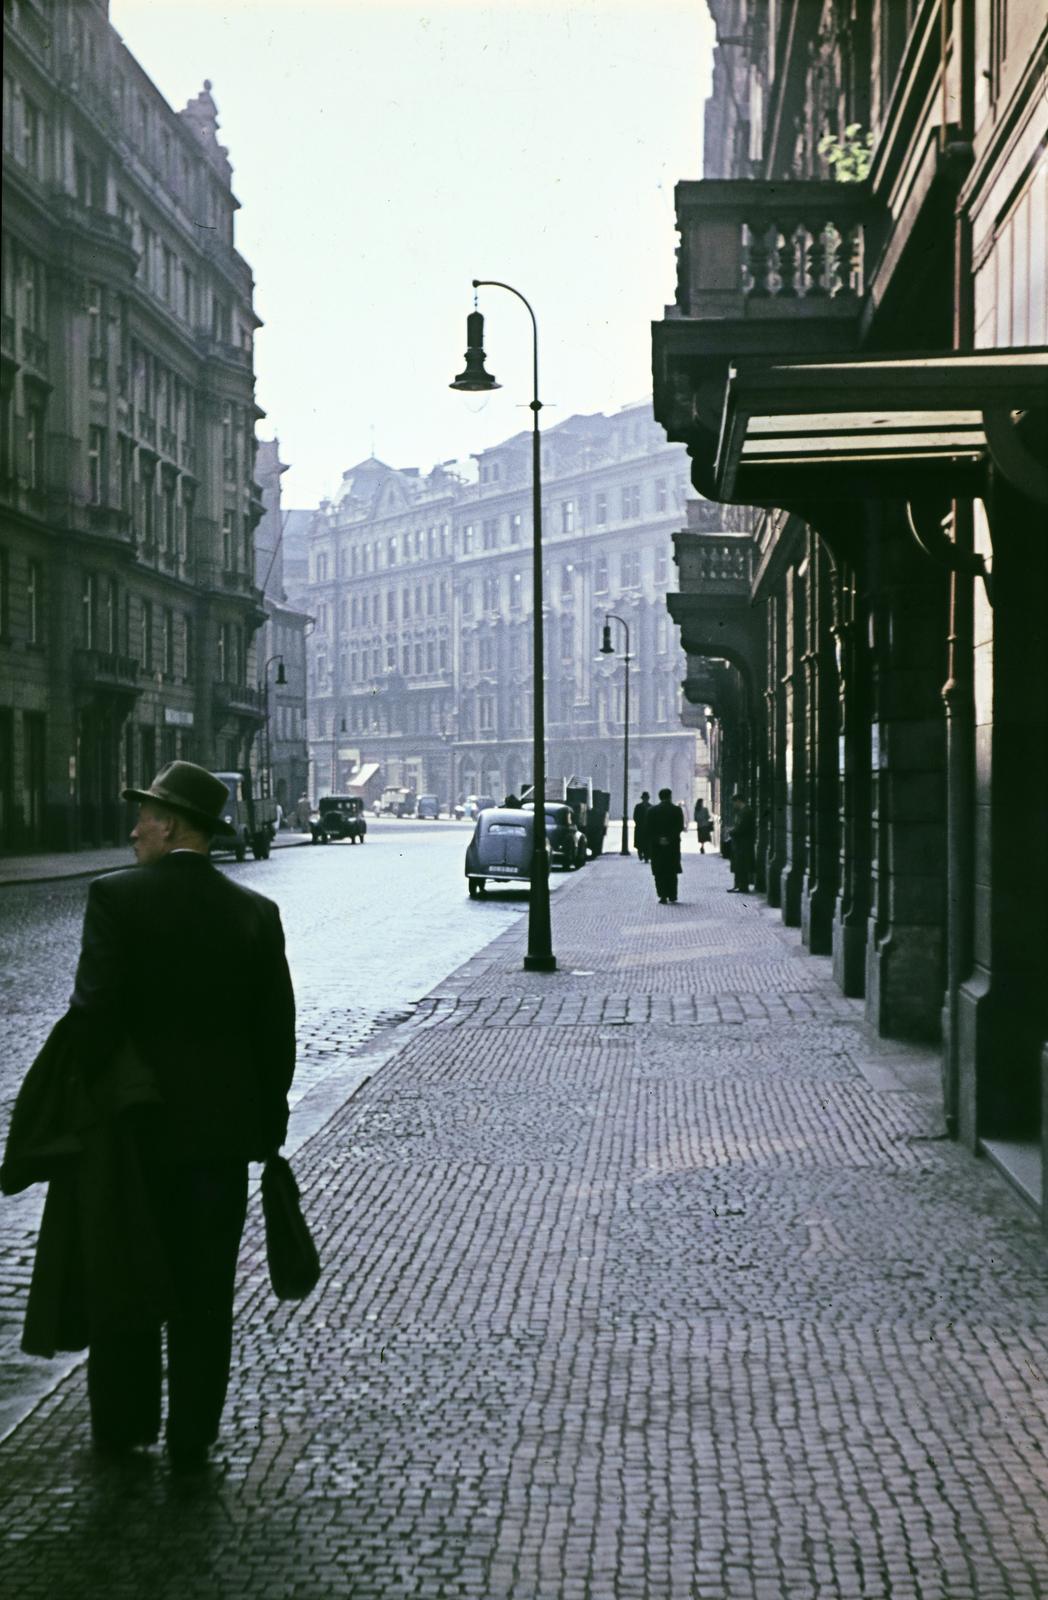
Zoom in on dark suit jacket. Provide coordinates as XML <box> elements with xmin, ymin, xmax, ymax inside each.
<box><xmin>647</xmin><ymin>801</ymin><xmax>685</xmax><ymax>869</ymax></box>
<box><xmin>65</xmin><ymin>852</ymin><xmax>295</xmax><ymax>1164</ymax></box>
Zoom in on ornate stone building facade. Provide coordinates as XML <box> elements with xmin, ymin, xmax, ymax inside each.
<box><xmin>252</xmin><ymin>440</ymin><xmax>309</xmax><ymax>815</ymax></box>
<box><xmin>1</xmin><ymin>0</ymin><xmax>266</xmax><ymax>849</ymax></box>
<box><xmin>301</xmin><ymin>402</ymin><xmax>704</xmax><ymax>815</ymax></box>
<box><xmin>655</xmin><ymin>0</ymin><xmax>1048</xmax><ymax>1216</ymax></box>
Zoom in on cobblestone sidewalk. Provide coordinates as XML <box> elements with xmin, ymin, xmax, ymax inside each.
<box><xmin>2</xmin><ymin>853</ymin><xmax>1047</xmax><ymax>1599</ymax></box>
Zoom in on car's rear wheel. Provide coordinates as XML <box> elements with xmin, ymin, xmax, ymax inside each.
<box><xmin>468</xmin><ymin>877</ymin><xmax>485</xmax><ymax>898</ymax></box>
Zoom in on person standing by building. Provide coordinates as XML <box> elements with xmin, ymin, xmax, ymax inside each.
<box><xmin>632</xmin><ymin>791</ymin><xmax>652</xmax><ymax>861</ymax></box>
<box><xmin>693</xmin><ymin>797</ymin><xmax>713</xmax><ymax>852</ymax></box>
<box><xmin>647</xmin><ymin>787</ymin><xmax>685</xmax><ymax>904</ymax></box>
<box><xmin>727</xmin><ymin>792</ymin><xmax>756</xmax><ymax>893</ymax></box>
<box><xmin>9</xmin><ymin>763</ymin><xmax>297</xmax><ymax>1473</ymax></box>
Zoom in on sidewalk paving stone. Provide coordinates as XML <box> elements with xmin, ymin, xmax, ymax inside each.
<box><xmin>1</xmin><ymin>852</ymin><xmax>1046</xmax><ymax>1599</ymax></box>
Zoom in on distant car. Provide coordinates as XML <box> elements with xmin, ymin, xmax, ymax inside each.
<box><xmin>311</xmin><ymin>795</ymin><xmax>368</xmax><ymax>844</ymax></box>
<box><xmin>465</xmin><ymin>801</ymin><xmax>586</xmax><ymax>896</ymax></box>
<box><xmin>209</xmin><ymin>770</ymin><xmax>277</xmax><ymax>863</ymax></box>
<box><xmin>454</xmin><ymin>793</ymin><xmax>496</xmax><ymax>821</ymax></box>
<box><xmin>374</xmin><ymin>786</ymin><xmax>417</xmax><ymax>817</ymax></box>
<box><xmin>416</xmin><ymin>794</ymin><xmax>441</xmax><ymax>819</ymax></box>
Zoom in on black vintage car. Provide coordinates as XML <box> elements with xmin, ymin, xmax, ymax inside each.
<box><xmin>464</xmin><ymin>802</ymin><xmax>586</xmax><ymax>897</ymax></box>
<box><xmin>310</xmin><ymin>795</ymin><xmax>368</xmax><ymax>844</ymax></box>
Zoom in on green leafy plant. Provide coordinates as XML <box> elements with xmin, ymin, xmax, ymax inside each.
<box><xmin>818</xmin><ymin>124</ymin><xmax>874</xmax><ymax>182</ymax></box>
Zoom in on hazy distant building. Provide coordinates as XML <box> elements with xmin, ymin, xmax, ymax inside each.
<box><xmin>302</xmin><ymin>401</ymin><xmax>704</xmax><ymax>813</ymax></box>
<box><xmin>253</xmin><ymin>440</ymin><xmax>309</xmax><ymax>813</ymax></box>
<box><xmin>1</xmin><ymin>3</ymin><xmax>265</xmax><ymax>848</ymax></box>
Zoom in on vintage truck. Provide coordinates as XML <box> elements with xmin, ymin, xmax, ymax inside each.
<box><xmin>210</xmin><ymin>770</ymin><xmax>279</xmax><ymax>862</ymax></box>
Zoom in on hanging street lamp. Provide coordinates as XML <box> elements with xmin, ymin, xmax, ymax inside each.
<box><xmin>449</xmin><ymin>280</ymin><xmax>555</xmax><ymax>972</ymax></box>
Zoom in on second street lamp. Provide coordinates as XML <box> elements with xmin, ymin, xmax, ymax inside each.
<box><xmin>450</xmin><ymin>280</ymin><xmax>555</xmax><ymax>972</ymax></box>
<box><xmin>600</xmin><ymin>614</ymin><xmax>631</xmax><ymax>856</ymax></box>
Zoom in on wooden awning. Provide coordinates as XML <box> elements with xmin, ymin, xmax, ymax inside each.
<box><xmin>714</xmin><ymin>349</ymin><xmax>1048</xmax><ymax>503</ymax></box>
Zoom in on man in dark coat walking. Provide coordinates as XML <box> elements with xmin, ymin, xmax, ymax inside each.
<box><xmin>647</xmin><ymin>787</ymin><xmax>685</xmax><ymax>904</ymax></box>
<box><xmin>632</xmin><ymin>791</ymin><xmax>652</xmax><ymax>861</ymax></box>
<box><xmin>727</xmin><ymin>792</ymin><xmax>756</xmax><ymax>892</ymax></box>
<box><xmin>57</xmin><ymin>762</ymin><xmax>296</xmax><ymax>1471</ymax></box>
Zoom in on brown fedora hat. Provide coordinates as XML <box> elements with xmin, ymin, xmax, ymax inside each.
<box><xmin>123</xmin><ymin>761</ymin><xmax>238</xmax><ymax>837</ymax></box>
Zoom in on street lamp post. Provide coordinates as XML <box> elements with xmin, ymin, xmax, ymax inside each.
<box><xmin>600</xmin><ymin>614</ymin><xmax>631</xmax><ymax>855</ymax></box>
<box><xmin>450</xmin><ymin>280</ymin><xmax>555</xmax><ymax>971</ymax></box>
<box><xmin>260</xmin><ymin>654</ymin><xmax>287</xmax><ymax>800</ymax></box>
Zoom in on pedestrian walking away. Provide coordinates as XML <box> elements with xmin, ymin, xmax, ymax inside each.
<box><xmin>693</xmin><ymin>797</ymin><xmax>713</xmax><ymax>852</ymax></box>
<box><xmin>632</xmin><ymin>790</ymin><xmax>652</xmax><ymax>862</ymax></box>
<box><xmin>727</xmin><ymin>791</ymin><xmax>756</xmax><ymax>893</ymax></box>
<box><xmin>647</xmin><ymin>787</ymin><xmax>685</xmax><ymax>903</ymax></box>
<box><xmin>1</xmin><ymin>761</ymin><xmax>297</xmax><ymax>1475</ymax></box>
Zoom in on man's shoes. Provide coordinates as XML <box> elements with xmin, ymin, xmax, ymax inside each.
<box><xmin>658</xmin><ymin>897</ymin><xmax>667</xmax><ymax>904</ymax></box>
<box><xmin>726</xmin><ymin>887</ymin><xmax>741</xmax><ymax>893</ymax></box>
<box><xmin>669</xmin><ymin>897</ymin><xmax>677</xmax><ymax>903</ymax></box>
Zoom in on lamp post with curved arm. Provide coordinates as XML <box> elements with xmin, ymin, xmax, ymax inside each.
<box><xmin>450</xmin><ymin>279</ymin><xmax>555</xmax><ymax>971</ymax></box>
<box><xmin>259</xmin><ymin>653</ymin><xmax>287</xmax><ymax>800</ymax></box>
<box><xmin>600</xmin><ymin>614</ymin><xmax>631</xmax><ymax>855</ymax></box>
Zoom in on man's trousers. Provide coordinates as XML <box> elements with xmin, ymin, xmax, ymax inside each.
<box><xmin>87</xmin><ymin>1161</ymin><xmax>248</xmax><ymax>1453</ymax></box>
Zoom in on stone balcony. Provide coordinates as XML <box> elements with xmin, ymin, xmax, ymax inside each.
<box><xmin>213</xmin><ymin>682</ymin><xmax>265</xmax><ymax>723</ymax></box>
<box><xmin>667</xmin><ymin>524</ymin><xmax>761</xmax><ymax>692</ymax></box>
<box><xmin>72</xmin><ymin>648</ymin><xmax>141</xmax><ymax>700</ymax></box>
<box><xmin>652</xmin><ymin>179</ymin><xmax>882</xmax><ymax>495</ymax></box>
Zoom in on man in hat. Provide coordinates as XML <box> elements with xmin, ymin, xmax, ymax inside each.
<box><xmin>63</xmin><ymin>761</ymin><xmax>296</xmax><ymax>1472</ymax></box>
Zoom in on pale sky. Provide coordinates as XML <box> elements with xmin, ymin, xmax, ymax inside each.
<box><xmin>110</xmin><ymin>0</ymin><xmax>713</xmax><ymax>507</ymax></box>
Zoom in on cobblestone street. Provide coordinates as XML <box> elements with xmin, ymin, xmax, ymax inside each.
<box><xmin>2</xmin><ymin>847</ymin><xmax>1047</xmax><ymax>1599</ymax></box>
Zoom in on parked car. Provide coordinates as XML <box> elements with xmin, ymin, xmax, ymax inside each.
<box><xmin>454</xmin><ymin>793</ymin><xmax>496</xmax><ymax>821</ymax></box>
<box><xmin>310</xmin><ymin>795</ymin><xmax>368</xmax><ymax>843</ymax></box>
<box><xmin>464</xmin><ymin>805</ymin><xmax>537</xmax><ymax>897</ymax></box>
<box><xmin>416</xmin><ymin>793</ymin><xmax>442</xmax><ymax>820</ymax></box>
<box><xmin>526</xmin><ymin>801</ymin><xmax>588</xmax><ymax>871</ymax></box>
<box><xmin>465</xmin><ymin>802</ymin><xmax>586</xmax><ymax>896</ymax></box>
<box><xmin>210</xmin><ymin>770</ymin><xmax>278</xmax><ymax>863</ymax></box>
<box><xmin>373</xmin><ymin>786</ymin><xmax>417</xmax><ymax>817</ymax></box>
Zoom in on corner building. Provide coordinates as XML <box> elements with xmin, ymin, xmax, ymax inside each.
<box><xmin>654</xmin><ymin>0</ymin><xmax>1048</xmax><ymax>1221</ymax></box>
<box><xmin>1</xmin><ymin>0</ymin><xmax>266</xmax><ymax>848</ymax></box>
<box><xmin>302</xmin><ymin>402</ymin><xmax>704</xmax><ymax>812</ymax></box>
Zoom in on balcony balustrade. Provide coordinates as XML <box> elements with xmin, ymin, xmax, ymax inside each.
<box><xmin>72</xmin><ymin>648</ymin><xmax>141</xmax><ymax>696</ymax></box>
<box><xmin>213</xmin><ymin>682</ymin><xmax>265</xmax><ymax>721</ymax></box>
<box><xmin>21</xmin><ymin>328</ymin><xmax>49</xmax><ymax>372</ymax></box>
<box><xmin>674</xmin><ymin>532</ymin><xmax>752</xmax><ymax>595</ymax></box>
<box><xmin>673</xmin><ymin>180</ymin><xmax>877</xmax><ymax>324</ymax></box>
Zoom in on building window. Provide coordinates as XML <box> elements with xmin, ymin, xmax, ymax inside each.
<box><xmin>144</xmin><ymin>601</ymin><xmax>155</xmax><ymax>671</ymax></box>
<box><xmin>509</xmin><ymin>512</ymin><xmax>522</xmax><ymax>545</ymax></box>
<box><xmin>479</xmin><ymin>636</ymin><xmax>494</xmax><ymax>672</ymax></box>
<box><xmin>388</xmin><ymin>536</ymin><xmax>398</xmax><ymax>565</ymax></box>
<box><xmin>510</xmin><ymin>570</ymin><xmax>523</xmax><ymax>609</ymax></box>
<box><xmin>483</xmin><ymin>575</ymin><xmax>499</xmax><ymax>612</ymax></box>
<box><xmin>162</xmin><ymin>476</ymin><xmax>176</xmax><ymax>551</ymax></box>
<box><xmin>462</xmin><ymin>524</ymin><xmax>475</xmax><ymax>554</ymax></box>
<box><xmin>655</xmin><ymin>478</ymin><xmax>668</xmax><ymax>512</ymax></box>
<box><xmin>479</xmin><ymin>696</ymin><xmax>494</xmax><ymax>732</ymax></box>
<box><xmin>105</xmin><ymin>579</ymin><xmax>118</xmax><ymax>653</ymax></box>
<box><xmin>621</xmin><ymin>484</ymin><xmax>640</xmax><ymax>519</ymax></box>
<box><xmin>595</xmin><ymin>556</ymin><xmax>608</xmax><ymax>593</ymax></box>
<box><xmin>594</xmin><ymin>492</ymin><xmax>607</xmax><ymax>528</ymax></box>
<box><xmin>25</xmin><ymin>395</ymin><xmax>46</xmax><ymax>490</ymax></box>
<box><xmin>462</xmin><ymin>638</ymin><xmax>474</xmax><ymax>674</ymax></box>
<box><xmin>81</xmin><ymin>573</ymin><xmax>96</xmax><ymax>648</ymax></box>
<box><xmin>88</xmin><ymin>426</ymin><xmax>106</xmax><ymax>505</ymax></box>
<box><xmin>560</xmin><ymin>500</ymin><xmax>574</xmax><ymax>533</ymax></box>
<box><xmin>483</xmin><ymin>519</ymin><xmax>498</xmax><ymax>550</ymax></box>
<box><xmin>560</xmin><ymin>562</ymin><xmax>573</xmax><ymax>599</ymax></box>
<box><xmin>655</xmin><ymin>545</ymin><xmax>668</xmax><ymax>585</ymax></box>
<box><xmin>462</xmin><ymin>581</ymin><xmax>474</xmax><ymax>617</ymax></box>
<box><xmin>26</xmin><ymin>558</ymin><xmax>42</xmax><ymax>645</ymax></box>
<box><xmin>222</xmin><ymin>510</ymin><xmax>235</xmax><ymax>571</ymax></box>
<box><xmin>162</xmin><ymin>607</ymin><xmax>175</xmax><ymax>676</ymax></box>
<box><xmin>620</xmin><ymin>549</ymin><xmax>640</xmax><ymax>588</ymax></box>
